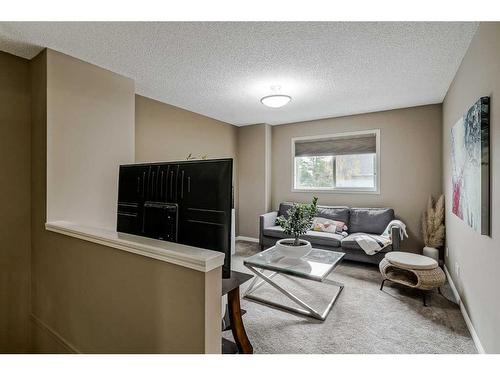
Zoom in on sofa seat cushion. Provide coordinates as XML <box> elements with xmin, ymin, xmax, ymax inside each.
<box><xmin>341</xmin><ymin>233</ymin><xmax>392</xmax><ymax>253</ymax></box>
<box><xmin>263</xmin><ymin>225</ymin><xmax>343</xmax><ymax>247</ymax></box>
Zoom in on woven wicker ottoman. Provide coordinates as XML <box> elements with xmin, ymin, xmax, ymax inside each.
<box><xmin>379</xmin><ymin>251</ymin><xmax>446</xmax><ymax>306</ymax></box>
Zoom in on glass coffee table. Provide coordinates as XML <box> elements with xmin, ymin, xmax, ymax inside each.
<box><xmin>243</xmin><ymin>246</ymin><xmax>345</xmax><ymax>321</ymax></box>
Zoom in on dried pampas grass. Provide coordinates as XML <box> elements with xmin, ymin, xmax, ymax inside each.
<box><xmin>422</xmin><ymin>194</ymin><xmax>445</xmax><ymax>248</ymax></box>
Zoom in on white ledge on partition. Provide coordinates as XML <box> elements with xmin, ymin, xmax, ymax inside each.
<box><xmin>45</xmin><ymin>221</ymin><xmax>225</xmax><ymax>273</ymax></box>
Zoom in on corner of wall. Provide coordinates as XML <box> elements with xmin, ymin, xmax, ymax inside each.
<box><xmin>237</xmin><ymin>123</ymin><xmax>272</xmax><ymax>238</ymax></box>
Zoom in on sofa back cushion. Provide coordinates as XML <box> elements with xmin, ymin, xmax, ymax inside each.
<box><xmin>278</xmin><ymin>202</ymin><xmax>350</xmax><ymax>224</ymax></box>
<box><xmin>278</xmin><ymin>202</ymin><xmax>294</xmax><ymax>219</ymax></box>
<box><xmin>349</xmin><ymin>208</ymin><xmax>394</xmax><ymax>234</ymax></box>
<box><xmin>316</xmin><ymin>206</ymin><xmax>350</xmax><ymax>224</ymax></box>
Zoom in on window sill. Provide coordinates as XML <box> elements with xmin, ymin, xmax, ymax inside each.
<box><xmin>45</xmin><ymin>221</ymin><xmax>225</xmax><ymax>273</ymax></box>
<box><xmin>291</xmin><ymin>188</ymin><xmax>380</xmax><ymax>195</ymax></box>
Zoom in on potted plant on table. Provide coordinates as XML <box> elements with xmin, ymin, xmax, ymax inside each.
<box><xmin>422</xmin><ymin>194</ymin><xmax>445</xmax><ymax>262</ymax></box>
<box><xmin>276</xmin><ymin>197</ymin><xmax>318</xmax><ymax>258</ymax></box>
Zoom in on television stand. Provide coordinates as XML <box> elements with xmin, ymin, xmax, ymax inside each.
<box><xmin>222</xmin><ymin>306</ymin><xmax>246</xmax><ymax>331</ymax></box>
<box><xmin>222</xmin><ymin>270</ymin><xmax>254</xmax><ymax>354</ymax></box>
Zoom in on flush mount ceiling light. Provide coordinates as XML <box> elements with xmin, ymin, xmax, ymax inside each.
<box><xmin>260</xmin><ymin>85</ymin><xmax>292</xmax><ymax>108</ymax></box>
<box><xmin>260</xmin><ymin>94</ymin><xmax>292</xmax><ymax>108</ymax></box>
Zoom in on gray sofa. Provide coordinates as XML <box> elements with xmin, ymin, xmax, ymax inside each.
<box><xmin>259</xmin><ymin>203</ymin><xmax>401</xmax><ymax>265</ymax></box>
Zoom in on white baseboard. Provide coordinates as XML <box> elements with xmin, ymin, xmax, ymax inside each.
<box><xmin>443</xmin><ymin>265</ymin><xmax>460</xmax><ymax>303</ymax></box>
<box><xmin>236</xmin><ymin>236</ymin><xmax>259</xmax><ymax>243</ymax></box>
<box><xmin>444</xmin><ymin>265</ymin><xmax>485</xmax><ymax>354</ymax></box>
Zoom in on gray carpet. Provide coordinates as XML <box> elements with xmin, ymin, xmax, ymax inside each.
<box><xmin>223</xmin><ymin>241</ymin><xmax>476</xmax><ymax>354</ymax></box>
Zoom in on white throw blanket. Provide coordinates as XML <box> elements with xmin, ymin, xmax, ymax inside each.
<box><xmin>382</xmin><ymin>219</ymin><xmax>408</xmax><ymax>240</ymax></box>
<box><xmin>354</xmin><ymin>234</ymin><xmax>392</xmax><ymax>255</ymax></box>
<box><xmin>355</xmin><ymin>220</ymin><xmax>408</xmax><ymax>255</ymax></box>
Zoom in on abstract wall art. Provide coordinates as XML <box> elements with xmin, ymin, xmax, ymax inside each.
<box><xmin>451</xmin><ymin>96</ymin><xmax>490</xmax><ymax>235</ymax></box>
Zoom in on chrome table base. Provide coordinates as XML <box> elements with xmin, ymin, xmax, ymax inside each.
<box><xmin>243</xmin><ymin>265</ymin><xmax>344</xmax><ymax>321</ymax></box>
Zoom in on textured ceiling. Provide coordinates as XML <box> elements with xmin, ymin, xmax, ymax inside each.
<box><xmin>0</xmin><ymin>22</ymin><xmax>477</xmax><ymax>126</ymax></box>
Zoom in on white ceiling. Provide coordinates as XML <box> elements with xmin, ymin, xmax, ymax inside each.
<box><xmin>0</xmin><ymin>22</ymin><xmax>477</xmax><ymax>126</ymax></box>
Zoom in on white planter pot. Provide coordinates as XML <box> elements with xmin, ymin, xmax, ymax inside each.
<box><xmin>276</xmin><ymin>238</ymin><xmax>312</xmax><ymax>258</ymax></box>
<box><xmin>423</xmin><ymin>246</ymin><xmax>439</xmax><ymax>262</ymax></box>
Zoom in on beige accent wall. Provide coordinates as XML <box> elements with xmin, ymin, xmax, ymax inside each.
<box><xmin>135</xmin><ymin>94</ymin><xmax>239</xmax><ymax>233</ymax></box>
<box><xmin>237</xmin><ymin>124</ymin><xmax>272</xmax><ymax>238</ymax></box>
<box><xmin>442</xmin><ymin>22</ymin><xmax>500</xmax><ymax>353</ymax></box>
<box><xmin>0</xmin><ymin>51</ymin><xmax>31</xmax><ymax>352</ymax></box>
<box><xmin>271</xmin><ymin>104</ymin><xmax>443</xmax><ymax>250</ymax></box>
<box><xmin>30</xmin><ymin>50</ymin><xmax>221</xmax><ymax>354</ymax></box>
<box><xmin>46</xmin><ymin>49</ymin><xmax>135</xmax><ymax>230</ymax></box>
<box><xmin>135</xmin><ymin>95</ymin><xmax>238</xmax><ymax>163</ymax></box>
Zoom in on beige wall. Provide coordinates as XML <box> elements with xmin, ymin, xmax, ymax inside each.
<box><xmin>442</xmin><ymin>22</ymin><xmax>500</xmax><ymax>353</ymax></box>
<box><xmin>135</xmin><ymin>94</ymin><xmax>239</xmax><ymax>233</ymax></box>
<box><xmin>30</xmin><ymin>50</ymin><xmax>221</xmax><ymax>354</ymax></box>
<box><xmin>271</xmin><ymin>104</ymin><xmax>443</xmax><ymax>250</ymax></box>
<box><xmin>237</xmin><ymin>124</ymin><xmax>272</xmax><ymax>238</ymax></box>
<box><xmin>135</xmin><ymin>95</ymin><xmax>238</xmax><ymax>163</ymax></box>
<box><xmin>30</xmin><ymin>232</ymin><xmax>221</xmax><ymax>353</ymax></box>
<box><xmin>0</xmin><ymin>51</ymin><xmax>31</xmax><ymax>352</ymax></box>
<box><xmin>46</xmin><ymin>49</ymin><xmax>135</xmax><ymax>230</ymax></box>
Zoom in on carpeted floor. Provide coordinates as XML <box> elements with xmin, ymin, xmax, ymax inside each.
<box><xmin>223</xmin><ymin>241</ymin><xmax>476</xmax><ymax>354</ymax></box>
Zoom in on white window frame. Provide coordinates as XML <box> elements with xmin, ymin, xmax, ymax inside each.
<box><xmin>291</xmin><ymin>129</ymin><xmax>380</xmax><ymax>194</ymax></box>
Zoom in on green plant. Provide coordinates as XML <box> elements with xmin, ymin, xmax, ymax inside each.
<box><xmin>276</xmin><ymin>197</ymin><xmax>318</xmax><ymax>246</ymax></box>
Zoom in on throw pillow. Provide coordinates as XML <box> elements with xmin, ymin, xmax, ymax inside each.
<box><xmin>312</xmin><ymin>217</ymin><xmax>347</xmax><ymax>234</ymax></box>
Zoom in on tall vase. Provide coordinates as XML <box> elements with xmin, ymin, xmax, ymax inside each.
<box><xmin>423</xmin><ymin>246</ymin><xmax>439</xmax><ymax>262</ymax></box>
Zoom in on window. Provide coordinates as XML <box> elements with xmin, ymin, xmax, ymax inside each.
<box><xmin>292</xmin><ymin>130</ymin><xmax>379</xmax><ymax>192</ymax></box>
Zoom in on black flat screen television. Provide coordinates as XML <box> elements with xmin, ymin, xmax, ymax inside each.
<box><xmin>117</xmin><ymin>158</ymin><xmax>233</xmax><ymax>278</ymax></box>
